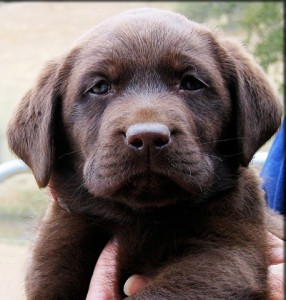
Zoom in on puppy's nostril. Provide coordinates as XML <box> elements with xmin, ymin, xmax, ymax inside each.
<box><xmin>129</xmin><ymin>137</ymin><xmax>144</xmax><ymax>149</ymax></box>
<box><xmin>154</xmin><ymin>136</ymin><xmax>169</xmax><ymax>148</ymax></box>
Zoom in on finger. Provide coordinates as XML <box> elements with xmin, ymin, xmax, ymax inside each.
<box><xmin>86</xmin><ymin>239</ymin><xmax>119</xmax><ymax>300</ymax></box>
<box><xmin>123</xmin><ymin>275</ymin><xmax>149</xmax><ymax>296</ymax></box>
<box><xmin>268</xmin><ymin>263</ymin><xmax>284</xmax><ymax>300</ymax></box>
<box><xmin>268</xmin><ymin>232</ymin><xmax>285</xmax><ymax>264</ymax></box>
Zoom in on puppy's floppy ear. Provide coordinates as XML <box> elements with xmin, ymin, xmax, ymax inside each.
<box><xmin>222</xmin><ymin>38</ymin><xmax>282</xmax><ymax>166</ymax></box>
<box><xmin>7</xmin><ymin>60</ymin><xmax>60</xmax><ymax>188</ymax></box>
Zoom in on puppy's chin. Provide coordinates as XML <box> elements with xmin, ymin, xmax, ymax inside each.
<box><xmin>84</xmin><ymin>168</ymin><xmax>214</xmax><ymax>210</ymax></box>
<box><xmin>109</xmin><ymin>172</ymin><xmax>194</xmax><ymax>209</ymax></box>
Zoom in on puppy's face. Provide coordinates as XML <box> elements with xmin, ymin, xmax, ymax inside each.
<box><xmin>7</xmin><ymin>9</ymin><xmax>282</xmax><ymax>211</ymax></box>
<box><xmin>61</xmin><ymin>10</ymin><xmax>232</xmax><ymax>209</ymax></box>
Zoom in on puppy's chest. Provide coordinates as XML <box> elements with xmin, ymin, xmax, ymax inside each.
<box><xmin>113</xmin><ymin>220</ymin><xmax>201</xmax><ymax>282</ymax></box>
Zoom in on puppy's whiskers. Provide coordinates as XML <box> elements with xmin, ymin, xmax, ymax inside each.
<box><xmin>199</xmin><ymin>137</ymin><xmax>244</xmax><ymax>145</ymax></box>
<box><xmin>204</xmin><ymin>153</ymin><xmax>223</xmax><ymax>162</ymax></box>
<box><xmin>58</xmin><ymin>150</ymin><xmax>81</xmax><ymax>160</ymax></box>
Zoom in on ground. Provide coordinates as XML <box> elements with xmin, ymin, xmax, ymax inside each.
<box><xmin>0</xmin><ymin>243</ymin><xmax>27</xmax><ymax>300</ymax></box>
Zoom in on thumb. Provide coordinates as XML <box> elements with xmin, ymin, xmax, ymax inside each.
<box><xmin>124</xmin><ymin>275</ymin><xmax>150</xmax><ymax>296</ymax></box>
<box><xmin>86</xmin><ymin>239</ymin><xmax>119</xmax><ymax>300</ymax></box>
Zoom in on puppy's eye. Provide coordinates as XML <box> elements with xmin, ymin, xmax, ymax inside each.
<box><xmin>89</xmin><ymin>80</ymin><xmax>111</xmax><ymax>95</ymax></box>
<box><xmin>180</xmin><ymin>75</ymin><xmax>206</xmax><ymax>91</ymax></box>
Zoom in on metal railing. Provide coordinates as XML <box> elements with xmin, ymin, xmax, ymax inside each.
<box><xmin>0</xmin><ymin>159</ymin><xmax>30</xmax><ymax>182</ymax></box>
<box><xmin>0</xmin><ymin>153</ymin><xmax>268</xmax><ymax>184</ymax></box>
<box><xmin>252</xmin><ymin>152</ymin><xmax>268</xmax><ymax>168</ymax></box>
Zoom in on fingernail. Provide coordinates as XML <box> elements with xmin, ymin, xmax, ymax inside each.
<box><xmin>270</xmin><ymin>247</ymin><xmax>284</xmax><ymax>264</ymax></box>
<box><xmin>123</xmin><ymin>275</ymin><xmax>149</xmax><ymax>296</ymax></box>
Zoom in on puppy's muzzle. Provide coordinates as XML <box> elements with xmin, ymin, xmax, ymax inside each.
<box><xmin>126</xmin><ymin>122</ymin><xmax>171</xmax><ymax>153</ymax></box>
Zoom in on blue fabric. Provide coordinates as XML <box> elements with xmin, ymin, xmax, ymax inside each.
<box><xmin>260</xmin><ymin>119</ymin><xmax>285</xmax><ymax>214</ymax></box>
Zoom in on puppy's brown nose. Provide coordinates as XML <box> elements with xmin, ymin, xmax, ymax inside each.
<box><xmin>126</xmin><ymin>123</ymin><xmax>171</xmax><ymax>151</ymax></box>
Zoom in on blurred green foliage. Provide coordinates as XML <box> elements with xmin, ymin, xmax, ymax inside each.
<box><xmin>240</xmin><ymin>2</ymin><xmax>283</xmax><ymax>70</ymax></box>
<box><xmin>177</xmin><ymin>2</ymin><xmax>283</xmax><ymax>91</ymax></box>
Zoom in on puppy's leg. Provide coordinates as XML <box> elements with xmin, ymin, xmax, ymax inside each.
<box><xmin>126</xmin><ymin>245</ymin><xmax>268</xmax><ymax>300</ymax></box>
<box><xmin>25</xmin><ymin>202</ymin><xmax>109</xmax><ymax>300</ymax></box>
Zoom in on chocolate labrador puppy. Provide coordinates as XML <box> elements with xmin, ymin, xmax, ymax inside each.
<box><xmin>7</xmin><ymin>8</ymin><xmax>282</xmax><ymax>300</ymax></box>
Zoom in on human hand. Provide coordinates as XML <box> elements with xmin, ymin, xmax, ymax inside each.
<box><xmin>86</xmin><ymin>232</ymin><xmax>284</xmax><ymax>299</ymax></box>
<box><xmin>268</xmin><ymin>232</ymin><xmax>284</xmax><ymax>300</ymax></box>
<box><xmin>85</xmin><ymin>239</ymin><xmax>119</xmax><ymax>300</ymax></box>
<box><xmin>85</xmin><ymin>239</ymin><xmax>149</xmax><ymax>300</ymax></box>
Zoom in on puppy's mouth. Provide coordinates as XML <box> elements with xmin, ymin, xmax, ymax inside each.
<box><xmin>113</xmin><ymin>171</ymin><xmax>190</xmax><ymax>208</ymax></box>
<box><xmin>85</xmin><ymin>167</ymin><xmax>208</xmax><ymax>210</ymax></box>
<box><xmin>84</xmin><ymin>146</ymin><xmax>214</xmax><ymax>209</ymax></box>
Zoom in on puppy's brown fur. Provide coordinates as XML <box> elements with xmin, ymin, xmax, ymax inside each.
<box><xmin>7</xmin><ymin>9</ymin><xmax>282</xmax><ymax>299</ymax></box>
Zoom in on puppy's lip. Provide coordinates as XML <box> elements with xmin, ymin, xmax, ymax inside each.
<box><xmin>110</xmin><ymin>170</ymin><xmax>196</xmax><ymax>198</ymax></box>
<box><xmin>139</xmin><ymin>169</ymin><xmax>197</xmax><ymax>193</ymax></box>
<box><xmin>107</xmin><ymin>169</ymin><xmax>213</xmax><ymax>210</ymax></box>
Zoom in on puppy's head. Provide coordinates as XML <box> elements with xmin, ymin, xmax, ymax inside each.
<box><xmin>7</xmin><ymin>9</ymin><xmax>282</xmax><ymax>210</ymax></box>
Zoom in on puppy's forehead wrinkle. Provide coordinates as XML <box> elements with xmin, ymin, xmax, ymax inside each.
<box><xmin>75</xmin><ymin>12</ymin><xmax>212</xmax><ymax>69</ymax></box>
<box><xmin>69</xmin><ymin>13</ymin><xmax>222</xmax><ymax>88</ymax></box>
<box><xmin>80</xmin><ymin>8</ymin><xmax>193</xmax><ymax>42</ymax></box>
